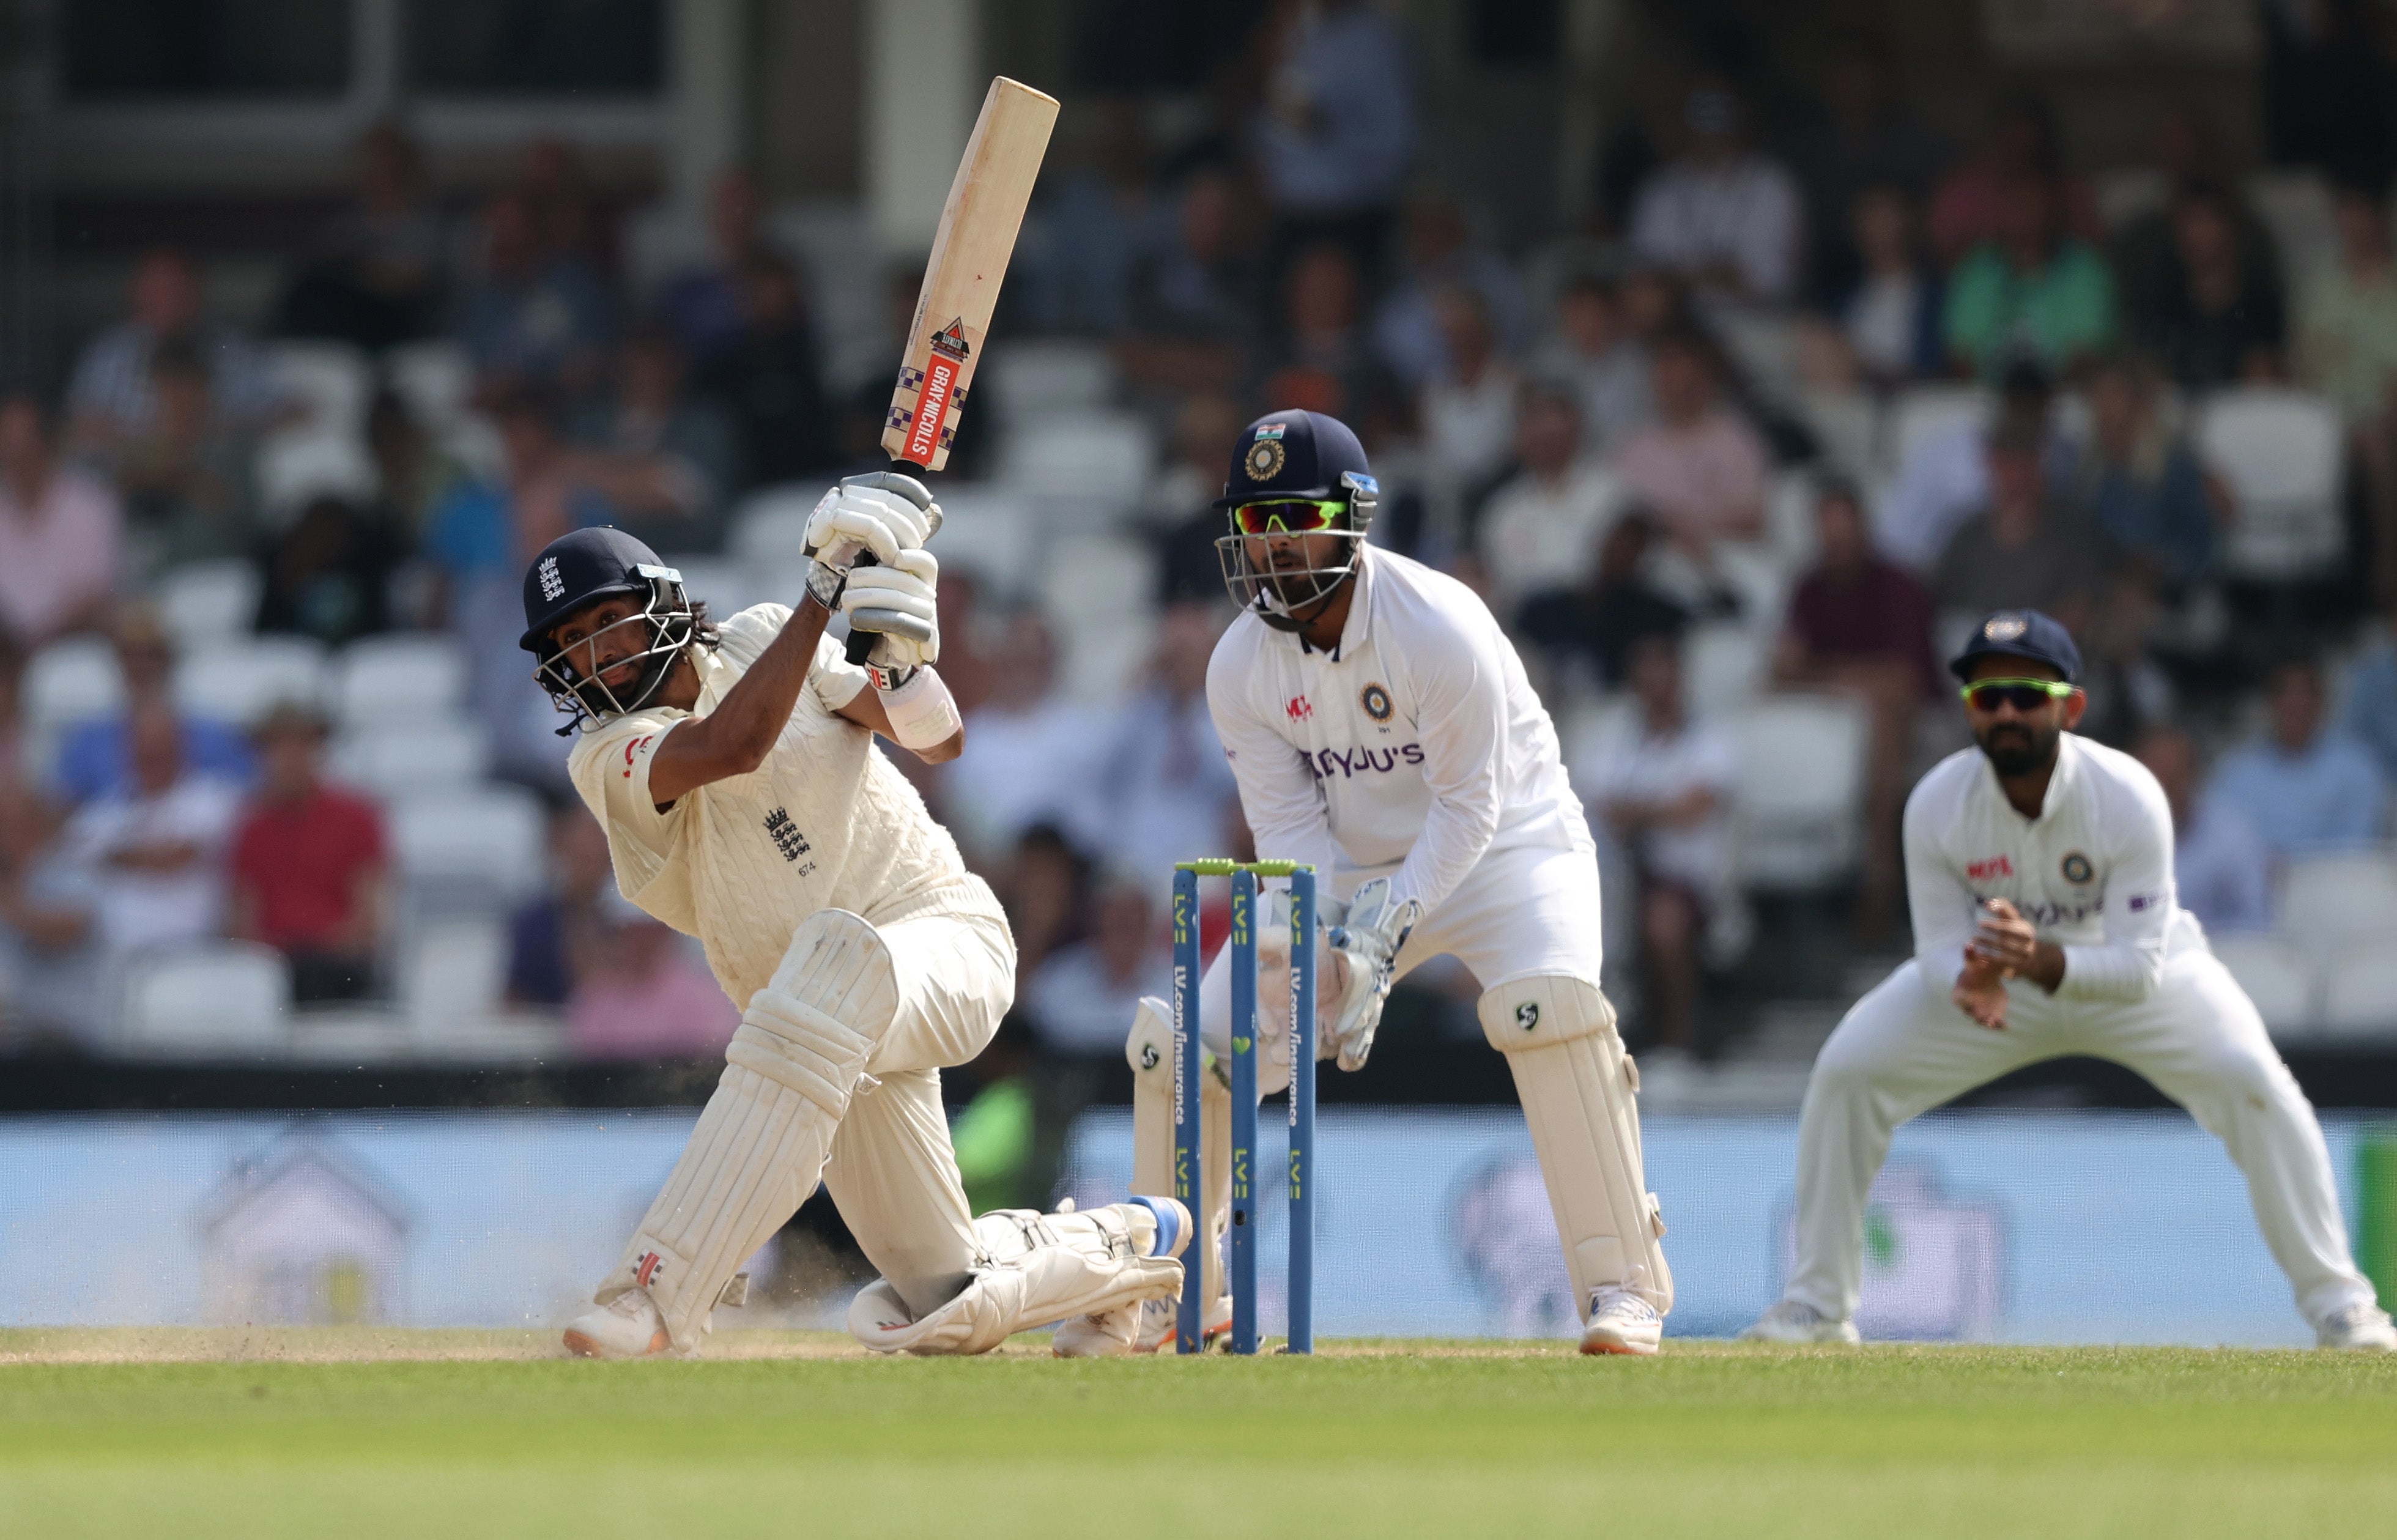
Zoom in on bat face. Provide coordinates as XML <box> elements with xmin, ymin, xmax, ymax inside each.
<box><xmin>882</xmin><ymin>77</ymin><xmax>1059</xmax><ymax>472</ymax></box>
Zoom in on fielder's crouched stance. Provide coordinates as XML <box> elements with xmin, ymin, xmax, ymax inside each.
<box><xmin>522</xmin><ymin>483</ymin><xmax>1187</xmax><ymax>1360</ymax></box>
<box><xmin>1074</xmin><ymin>412</ymin><xmax>1669</xmax><ymax>1357</ymax></box>
<box><xmin>1746</xmin><ymin>611</ymin><xmax>2395</xmax><ymax>1350</ymax></box>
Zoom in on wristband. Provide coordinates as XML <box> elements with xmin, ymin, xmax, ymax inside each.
<box><xmin>805</xmin><ymin>559</ymin><xmax>847</xmax><ymax>611</ymax></box>
<box><xmin>878</xmin><ymin>665</ymin><xmax>962</xmax><ymax>751</ymax></box>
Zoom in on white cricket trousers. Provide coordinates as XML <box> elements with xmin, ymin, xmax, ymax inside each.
<box><xmin>1784</xmin><ymin>952</ymin><xmax>2379</xmax><ymax>1331</ymax></box>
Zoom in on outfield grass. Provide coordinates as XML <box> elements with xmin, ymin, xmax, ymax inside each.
<box><xmin>3</xmin><ymin>1330</ymin><xmax>2393</xmax><ymax>1538</ymax></box>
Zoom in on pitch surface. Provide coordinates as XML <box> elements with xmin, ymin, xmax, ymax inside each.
<box><xmin>4</xmin><ymin>1330</ymin><xmax>2392</xmax><ymax>1536</ymax></box>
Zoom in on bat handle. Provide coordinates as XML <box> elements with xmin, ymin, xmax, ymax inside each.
<box><xmin>842</xmin><ymin>457</ymin><xmax>932</xmax><ymax>665</ymax></box>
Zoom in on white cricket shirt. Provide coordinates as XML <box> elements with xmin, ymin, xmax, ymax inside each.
<box><xmin>1903</xmin><ymin>731</ymin><xmax>2207</xmax><ymax>1002</ymax></box>
<box><xmin>1206</xmin><ymin>545</ymin><xmax>1593</xmax><ymax>916</ymax></box>
<box><xmin>568</xmin><ymin>604</ymin><xmax>995</xmax><ymax>1008</ymax></box>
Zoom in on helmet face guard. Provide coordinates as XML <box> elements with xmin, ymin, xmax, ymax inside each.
<box><xmin>1215</xmin><ymin>472</ymin><xmax>1378</xmax><ymax>632</ymax></box>
<box><xmin>530</xmin><ymin>566</ymin><xmax>695</xmax><ymax>730</ymax></box>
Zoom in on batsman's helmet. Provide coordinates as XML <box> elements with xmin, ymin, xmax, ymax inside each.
<box><xmin>519</xmin><ymin>526</ymin><xmax>701</xmax><ymax>730</ymax></box>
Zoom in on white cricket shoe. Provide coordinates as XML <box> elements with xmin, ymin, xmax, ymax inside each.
<box><xmin>1740</xmin><ymin>1299</ymin><xmax>1861</xmax><ymax>1345</ymax></box>
<box><xmin>562</xmin><ymin>1290</ymin><xmax>671</xmax><ymax>1359</ymax></box>
<box><xmin>1580</xmin><ymin>1285</ymin><xmax>1663</xmax><ymax>1357</ymax></box>
<box><xmin>1124</xmin><ymin>1289</ymin><xmax>1235</xmax><ymax>1353</ymax></box>
<box><xmin>2317</xmin><ymin>1302</ymin><xmax>2397</xmax><ymax>1350</ymax></box>
<box><xmin>1050</xmin><ymin>1196</ymin><xmax>1195</xmax><ymax>1358</ymax></box>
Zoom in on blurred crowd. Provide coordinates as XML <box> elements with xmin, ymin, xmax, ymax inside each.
<box><xmin>7</xmin><ymin>6</ymin><xmax>2397</xmax><ymax>1085</ymax></box>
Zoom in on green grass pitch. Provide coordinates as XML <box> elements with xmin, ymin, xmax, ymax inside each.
<box><xmin>4</xmin><ymin>1330</ymin><xmax>2393</xmax><ymax>1538</ymax></box>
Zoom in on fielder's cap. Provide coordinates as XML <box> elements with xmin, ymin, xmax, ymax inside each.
<box><xmin>1213</xmin><ymin>409</ymin><xmax>1374</xmax><ymax>508</ymax></box>
<box><xmin>518</xmin><ymin>525</ymin><xmax>679</xmax><ymax>654</ymax></box>
<box><xmin>1949</xmin><ymin>609</ymin><xmax>2082</xmax><ymax>685</ymax></box>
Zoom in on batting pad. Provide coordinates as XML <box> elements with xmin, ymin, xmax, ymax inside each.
<box><xmin>599</xmin><ymin>910</ymin><xmax>898</xmax><ymax>1351</ymax></box>
<box><xmin>1128</xmin><ymin>996</ymin><xmax>1231</xmax><ymax>1326</ymax></box>
<box><xmin>847</xmin><ymin>1204</ymin><xmax>1184</xmax><ymax>1354</ymax></box>
<box><xmin>1478</xmin><ymin>975</ymin><xmax>1673</xmax><ymax>1319</ymax></box>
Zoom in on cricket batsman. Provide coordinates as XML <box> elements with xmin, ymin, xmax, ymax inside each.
<box><xmin>524</xmin><ymin>479</ymin><xmax>1190</xmax><ymax>1359</ymax></box>
<box><xmin>1065</xmin><ymin>410</ymin><xmax>1670</xmax><ymax>1357</ymax></box>
<box><xmin>1746</xmin><ymin>610</ymin><xmax>2395</xmax><ymax>1349</ymax></box>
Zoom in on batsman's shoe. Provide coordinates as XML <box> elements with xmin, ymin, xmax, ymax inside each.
<box><xmin>562</xmin><ymin>1290</ymin><xmax>671</xmax><ymax>1359</ymax></box>
<box><xmin>1580</xmin><ymin>1286</ymin><xmax>1663</xmax><ymax>1357</ymax></box>
<box><xmin>1051</xmin><ymin>1196</ymin><xmax>1193</xmax><ymax>1358</ymax></box>
<box><xmin>1128</xmin><ymin>1289</ymin><xmax>1235</xmax><ymax>1353</ymax></box>
<box><xmin>2318</xmin><ymin>1302</ymin><xmax>2397</xmax><ymax>1350</ymax></box>
<box><xmin>1740</xmin><ymin>1300</ymin><xmax>1861</xmax><ymax>1346</ymax></box>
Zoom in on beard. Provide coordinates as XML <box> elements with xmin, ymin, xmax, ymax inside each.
<box><xmin>1976</xmin><ymin>719</ymin><xmax>2058</xmax><ymax>778</ymax></box>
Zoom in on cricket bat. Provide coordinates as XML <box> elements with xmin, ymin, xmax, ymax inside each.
<box><xmin>848</xmin><ymin>75</ymin><xmax>1059</xmax><ymax>662</ymax></box>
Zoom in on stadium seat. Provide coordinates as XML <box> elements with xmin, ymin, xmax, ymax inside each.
<box><xmin>667</xmin><ymin>556</ymin><xmax>771</xmax><ymax>620</ymax></box>
<box><xmin>157</xmin><ymin>560</ymin><xmax>262</xmax><ymax>648</ymax></box>
<box><xmin>2246</xmin><ymin>170</ymin><xmax>2340</xmax><ymax>284</ymax></box>
<box><xmin>727</xmin><ymin>483</ymin><xmax>821</xmax><ymax>566</ymax></box>
<box><xmin>333</xmin><ymin>634</ymin><xmax>468</xmax><ymax>726</ymax></box>
<box><xmin>924</xmin><ymin>486</ymin><xmax>1034</xmax><ymax>595</ymax></box>
<box><xmin>173</xmin><ymin>637</ymin><xmax>328</xmax><ymax>725</ymax></box>
<box><xmin>330</xmin><ymin>719</ymin><xmax>491</xmax><ymax>797</ymax></box>
<box><xmin>385</xmin><ymin>339</ymin><xmax>475</xmax><ymax>429</ymax></box>
<box><xmin>2278</xmin><ymin>853</ymin><xmax>2397</xmax><ymax>951</ymax></box>
<box><xmin>1714</xmin><ymin>313</ymin><xmax>1804</xmax><ymax>409</ymax></box>
<box><xmin>998</xmin><ymin>412</ymin><xmax>1155</xmax><ymax>525</ymax></box>
<box><xmin>983</xmin><ymin>341</ymin><xmax>1117</xmax><ymax>424</ymax></box>
<box><xmin>22</xmin><ymin>635</ymin><xmax>125</xmax><ymax>735</ymax></box>
<box><xmin>1037</xmin><ymin>533</ymin><xmax>1158</xmax><ymax>701</ymax></box>
<box><xmin>1730</xmin><ymin>694</ymin><xmax>1869</xmax><ymax>890</ymax></box>
<box><xmin>388</xmin><ymin>785</ymin><xmax>547</xmax><ymax>907</ymax></box>
<box><xmin>1881</xmin><ymin>384</ymin><xmax>1988</xmax><ymax>481</ymax></box>
<box><xmin>2196</xmin><ymin>388</ymin><xmax>2344</xmax><ymax>578</ymax></box>
<box><xmin>2094</xmin><ymin>168</ymin><xmax>2169</xmax><ymax>232</ymax></box>
<box><xmin>2209</xmin><ymin>935</ymin><xmax>2317</xmax><ymax>1037</ymax></box>
<box><xmin>2319</xmin><ymin>952</ymin><xmax>2397</xmax><ymax>1041</ymax></box>
<box><xmin>262</xmin><ymin>340</ymin><xmax>372</xmax><ymax>438</ymax></box>
<box><xmin>118</xmin><ymin>942</ymin><xmax>291</xmax><ymax>1057</ymax></box>
<box><xmin>1684</xmin><ymin>621</ymin><xmax>1763</xmax><ymax>717</ymax></box>
<box><xmin>398</xmin><ymin>916</ymin><xmax>509</xmax><ymax>1035</ymax></box>
<box><xmin>256</xmin><ymin>430</ymin><xmax>379</xmax><ymax>521</ymax></box>
<box><xmin>1796</xmin><ymin>393</ymin><xmax>1876</xmax><ymax>484</ymax></box>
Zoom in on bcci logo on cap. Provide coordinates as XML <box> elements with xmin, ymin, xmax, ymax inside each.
<box><xmin>1984</xmin><ymin>613</ymin><xmax>2029</xmax><ymax>642</ymax></box>
<box><xmin>1246</xmin><ymin>437</ymin><xmax>1286</xmax><ymax>482</ymax></box>
<box><xmin>538</xmin><ymin>555</ymin><xmax>565</xmax><ymax>603</ymax></box>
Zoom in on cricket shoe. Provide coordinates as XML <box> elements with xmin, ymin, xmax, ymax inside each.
<box><xmin>1050</xmin><ymin>1196</ymin><xmax>1195</xmax><ymax>1358</ymax></box>
<box><xmin>562</xmin><ymin>1290</ymin><xmax>671</xmax><ymax>1359</ymax></box>
<box><xmin>1739</xmin><ymin>1300</ymin><xmax>1861</xmax><ymax>1345</ymax></box>
<box><xmin>2317</xmin><ymin>1302</ymin><xmax>2397</xmax><ymax>1350</ymax></box>
<box><xmin>1128</xmin><ymin>1289</ymin><xmax>1236</xmax><ymax>1353</ymax></box>
<box><xmin>1580</xmin><ymin>1286</ymin><xmax>1663</xmax><ymax>1356</ymax></box>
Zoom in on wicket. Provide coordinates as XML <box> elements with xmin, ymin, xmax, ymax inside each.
<box><xmin>1171</xmin><ymin>859</ymin><xmax>1316</xmax><ymax>1354</ymax></box>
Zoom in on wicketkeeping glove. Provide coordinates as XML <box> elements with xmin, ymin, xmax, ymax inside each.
<box><xmin>1321</xmin><ymin>877</ymin><xmax>1422</xmax><ymax>1072</ymax></box>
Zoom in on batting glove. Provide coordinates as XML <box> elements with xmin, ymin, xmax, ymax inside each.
<box><xmin>804</xmin><ymin>471</ymin><xmax>939</xmax><ymax>572</ymax></box>
<box><xmin>840</xmin><ymin>547</ymin><xmax>940</xmax><ymax>676</ymax></box>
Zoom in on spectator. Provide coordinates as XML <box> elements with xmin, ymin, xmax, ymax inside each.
<box><xmin>1516</xmin><ymin>513</ymin><xmax>1689</xmax><ymax>691</ymax></box>
<box><xmin>566</xmin><ymin>889</ymin><xmax>739</xmax><ymax>1059</ymax></box>
<box><xmin>1026</xmin><ymin>97</ymin><xmax>1154</xmax><ymax>336</ymax></box>
<box><xmin>2340</xmin><ymin>604</ymin><xmax>2397</xmax><ymax>785</ymax></box>
<box><xmin>1610</xmin><ymin>327</ymin><xmax>1769</xmax><ymax>557</ymax></box>
<box><xmin>515</xmin><ymin>136</ymin><xmax>619</xmax><ymax>280</ymax></box>
<box><xmin>1930</xmin><ymin>420</ymin><xmax>2106</xmax><ymax>634</ymax></box>
<box><xmin>993</xmin><ymin>823</ymin><xmax>1087</xmax><ymax>980</ymax></box>
<box><xmin>1834</xmin><ymin>182</ymin><xmax>1944</xmax><ymax>387</ymax></box>
<box><xmin>1926</xmin><ymin>95</ymin><xmax>2102</xmax><ymax>265</ymax></box>
<box><xmin>65</xmin><ymin>249</ymin><xmax>287</xmax><ymax>453</ymax></box>
<box><xmin>53</xmin><ymin>696</ymin><xmax>244</xmax><ymax>962</ymax></box>
<box><xmin>254</xmin><ymin>494</ymin><xmax>406</xmax><ymax>648</ymax></box>
<box><xmin>452</xmin><ymin>191</ymin><xmax>615</xmax><ymax>399</ymax></box>
<box><xmin>1878</xmin><ymin>360</ymin><xmax>2075</xmax><ymax>572</ymax></box>
<box><xmin>226</xmin><ymin>703</ymin><xmax>385</xmax><ymax>1002</ymax></box>
<box><xmin>0</xmin><ymin>646</ymin><xmax>99</xmax><ymax>1047</ymax></box>
<box><xmin>2070</xmin><ymin>355</ymin><xmax>2220</xmax><ymax>585</ymax></box>
<box><xmin>506</xmin><ymin>804</ymin><xmax>615</xmax><ymax>1009</ymax></box>
<box><xmin>1478</xmin><ymin>381</ymin><xmax>1621</xmax><ymax>617</ymax></box>
<box><xmin>362</xmin><ymin>387</ymin><xmax>466</xmax><ymax>546</ymax></box>
<box><xmin>692</xmin><ymin>253</ymin><xmax>837</xmax><ymax>490</ymax></box>
<box><xmin>1253</xmin><ymin>242</ymin><xmax>1404</xmax><ymax>440</ymax></box>
<box><xmin>2074</xmin><ymin>566</ymin><xmax>2177</xmax><ymax>749</ymax></box>
<box><xmin>50</xmin><ymin>607</ymin><xmax>251</xmax><ymax>807</ymax></box>
<box><xmin>571</xmin><ymin>327</ymin><xmax>739</xmax><ymax>555</ymax></box>
<box><xmin>655</xmin><ymin>169</ymin><xmax>778</xmax><ymax>368</ymax></box>
<box><xmin>1373</xmin><ymin>197</ymin><xmax>1531</xmax><ymax>387</ymax></box>
<box><xmin>2261</xmin><ymin>0</ymin><xmax>2394</xmax><ymax>193</ymax></box>
<box><xmin>939</xmin><ymin>609</ymin><xmax>1100</xmax><ymax>868</ymax></box>
<box><xmin>110</xmin><ymin>338</ymin><xmax>257</xmax><ymax>576</ymax></box>
<box><xmin>1588</xmin><ymin>632</ymin><xmax>1739</xmax><ymax>1057</ymax></box>
<box><xmin>2110</xmin><ymin>108</ymin><xmax>2281</xmax><ymax>327</ymax></box>
<box><xmin>2297</xmin><ymin>185</ymin><xmax>2397</xmax><ymax>605</ymax></box>
<box><xmin>1418</xmin><ymin>287</ymin><xmax>1521</xmax><ymax>524</ymax></box>
<box><xmin>1772</xmin><ymin>481</ymin><xmax>1939</xmax><ymax>935</ymax></box>
<box><xmin>950</xmin><ymin>1014</ymin><xmax>1040</xmax><ymax>1214</ymax></box>
<box><xmin>1124</xmin><ymin>166</ymin><xmax>1262</xmax><ymax>390</ymax></box>
<box><xmin>2136</xmin><ymin>725</ymin><xmax>2272</xmax><ymax>937</ymax></box>
<box><xmin>2207</xmin><ymin>656</ymin><xmax>2387</xmax><ymax>857</ymax></box>
<box><xmin>0</xmin><ymin>394</ymin><xmax>121</xmax><ymax>650</ymax></box>
<box><xmin>1073</xmin><ymin>601</ymin><xmax>1243</xmax><ymax>882</ymax></box>
<box><xmin>1943</xmin><ymin>169</ymin><xmax>2117</xmax><ymax>380</ymax></box>
<box><xmin>1532</xmin><ymin>272</ymin><xmax>1653</xmax><ymax>456</ymax></box>
<box><xmin>1153</xmin><ymin>393</ymin><xmax>1248</xmax><ymax>604</ymax></box>
<box><xmin>1777</xmin><ymin>39</ymin><xmax>1947</xmax><ymax>302</ymax></box>
<box><xmin>1023</xmin><ymin>870</ymin><xmax>1167</xmax><ymax>1055</ymax></box>
<box><xmin>2130</xmin><ymin>182</ymin><xmax>2287</xmax><ymax>390</ymax></box>
<box><xmin>1251</xmin><ymin>0</ymin><xmax>1415</xmax><ymax>294</ymax></box>
<box><xmin>1628</xmin><ymin>81</ymin><xmax>1804</xmax><ymax>309</ymax></box>
<box><xmin>275</xmin><ymin>120</ymin><xmax>447</xmax><ymax>352</ymax></box>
